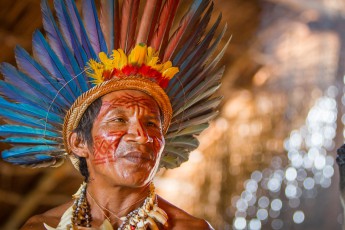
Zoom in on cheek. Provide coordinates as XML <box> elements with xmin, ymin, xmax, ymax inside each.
<box><xmin>92</xmin><ymin>131</ymin><xmax>125</xmax><ymax>165</ymax></box>
<box><xmin>152</xmin><ymin>136</ymin><xmax>165</xmax><ymax>156</ymax></box>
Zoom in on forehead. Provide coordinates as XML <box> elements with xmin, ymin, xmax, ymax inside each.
<box><xmin>101</xmin><ymin>90</ymin><xmax>161</xmax><ymax>114</ymax></box>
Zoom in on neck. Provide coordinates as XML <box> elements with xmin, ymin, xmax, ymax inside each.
<box><xmin>86</xmin><ymin>180</ymin><xmax>152</xmax><ymax>225</ymax></box>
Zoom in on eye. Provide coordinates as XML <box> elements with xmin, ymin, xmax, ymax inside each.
<box><xmin>111</xmin><ymin>117</ymin><xmax>126</xmax><ymax>123</ymax></box>
<box><xmin>147</xmin><ymin>121</ymin><xmax>161</xmax><ymax>128</ymax></box>
<box><xmin>147</xmin><ymin>121</ymin><xmax>156</xmax><ymax>127</ymax></box>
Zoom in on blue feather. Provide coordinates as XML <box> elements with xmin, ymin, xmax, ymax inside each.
<box><xmin>4</xmin><ymin>154</ymin><xmax>54</xmax><ymax>165</ymax></box>
<box><xmin>32</xmin><ymin>30</ymin><xmax>78</xmax><ymax>102</ymax></box>
<box><xmin>14</xmin><ymin>46</ymin><xmax>71</xmax><ymax>108</ymax></box>
<box><xmin>0</xmin><ymin>108</ymin><xmax>56</xmax><ymax>131</ymax></box>
<box><xmin>41</xmin><ymin>0</ymin><xmax>90</xmax><ymax>92</ymax></box>
<box><xmin>0</xmin><ymin>81</ymin><xmax>49</xmax><ymax>109</ymax></box>
<box><xmin>0</xmin><ymin>137</ymin><xmax>58</xmax><ymax>145</ymax></box>
<box><xmin>65</xmin><ymin>0</ymin><xmax>97</xmax><ymax>60</ymax></box>
<box><xmin>0</xmin><ymin>97</ymin><xmax>63</xmax><ymax>124</ymax></box>
<box><xmin>2</xmin><ymin>145</ymin><xmax>61</xmax><ymax>158</ymax></box>
<box><xmin>0</xmin><ymin>63</ymin><xmax>68</xmax><ymax>109</ymax></box>
<box><xmin>54</xmin><ymin>0</ymin><xmax>88</xmax><ymax>66</ymax></box>
<box><xmin>53</xmin><ymin>0</ymin><xmax>90</xmax><ymax>92</ymax></box>
<box><xmin>0</xmin><ymin>125</ymin><xmax>59</xmax><ymax>138</ymax></box>
<box><xmin>0</xmin><ymin>80</ymin><xmax>65</xmax><ymax>117</ymax></box>
<box><xmin>82</xmin><ymin>0</ymin><xmax>108</xmax><ymax>55</ymax></box>
<box><xmin>0</xmin><ymin>63</ymin><xmax>45</xmax><ymax>99</ymax></box>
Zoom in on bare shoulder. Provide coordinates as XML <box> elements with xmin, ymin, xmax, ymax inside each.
<box><xmin>20</xmin><ymin>201</ymin><xmax>73</xmax><ymax>230</ymax></box>
<box><xmin>157</xmin><ymin>196</ymin><xmax>214</xmax><ymax>230</ymax></box>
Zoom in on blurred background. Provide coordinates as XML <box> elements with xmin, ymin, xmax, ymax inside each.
<box><xmin>0</xmin><ymin>0</ymin><xmax>344</xmax><ymax>229</ymax></box>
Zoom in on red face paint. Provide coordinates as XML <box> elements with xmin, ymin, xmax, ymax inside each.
<box><xmin>88</xmin><ymin>90</ymin><xmax>165</xmax><ymax>187</ymax></box>
<box><xmin>92</xmin><ymin>131</ymin><xmax>124</xmax><ymax>165</ymax></box>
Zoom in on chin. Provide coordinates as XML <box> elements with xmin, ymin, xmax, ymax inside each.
<box><xmin>120</xmin><ymin>168</ymin><xmax>156</xmax><ymax>187</ymax></box>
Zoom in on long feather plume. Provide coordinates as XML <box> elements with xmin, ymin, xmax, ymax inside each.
<box><xmin>1</xmin><ymin>63</ymin><xmax>45</xmax><ymax>101</ymax></box>
<box><xmin>171</xmin><ymin>96</ymin><xmax>222</xmax><ymax>124</ymax></box>
<box><xmin>1</xmin><ymin>63</ymin><xmax>68</xmax><ymax>110</ymax></box>
<box><xmin>2</xmin><ymin>146</ymin><xmax>61</xmax><ymax>159</ymax></box>
<box><xmin>149</xmin><ymin>0</ymin><xmax>179</xmax><ymax>53</ymax></box>
<box><xmin>82</xmin><ymin>0</ymin><xmax>108</xmax><ymax>55</ymax></box>
<box><xmin>0</xmin><ymin>97</ymin><xmax>63</xmax><ymax>124</ymax></box>
<box><xmin>136</xmin><ymin>0</ymin><xmax>161</xmax><ymax>45</ymax></box>
<box><xmin>119</xmin><ymin>0</ymin><xmax>140</xmax><ymax>53</ymax></box>
<box><xmin>54</xmin><ymin>0</ymin><xmax>90</xmax><ymax>92</ymax></box>
<box><xmin>15</xmin><ymin>46</ymin><xmax>72</xmax><ymax>108</ymax></box>
<box><xmin>0</xmin><ymin>125</ymin><xmax>59</xmax><ymax>138</ymax></box>
<box><xmin>32</xmin><ymin>30</ymin><xmax>78</xmax><ymax>102</ymax></box>
<box><xmin>173</xmin><ymin>3</ymin><xmax>214</xmax><ymax>66</ymax></box>
<box><xmin>0</xmin><ymin>137</ymin><xmax>58</xmax><ymax>145</ymax></box>
<box><xmin>65</xmin><ymin>0</ymin><xmax>97</xmax><ymax>61</ymax></box>
<box><xmin>163</xmin><ymin>0</ymin><xmax>210</xmax><ymax>62</ymax></box>
<box><xmin>167</xmin><ymin>13</ymin><xmax>222</xmax><ymax>95</ymax></box>
<box><xmin>100</xmin><ymin>0</ymin><xmax>115</xmax><ymax>51</ymax></box>
<box><xmin>0</xmin><ymin>108</ymin><xmax>55</xmax><ymax>130</ymax></box>
<box><xmin>0</xmin><ymin>81</ymin><xmax>47</xmax><ymax>110</ymax></box>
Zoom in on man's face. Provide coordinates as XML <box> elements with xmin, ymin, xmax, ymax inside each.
<box><xmin>87</xmin><ymin>90</ymin><xmax>165</xmax><ymax>187</ymax></box>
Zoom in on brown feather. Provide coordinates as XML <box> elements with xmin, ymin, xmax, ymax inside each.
<box><xmin>163</xmin><ymin>0</ymin><xmax>210</xmax><ymax>62</ymax></box>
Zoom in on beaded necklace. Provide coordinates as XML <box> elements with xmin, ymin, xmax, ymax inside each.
<box><xmin>71</xmin><ymin>183</ymin><xmax>169</xmax><ymax>229</ymax></box>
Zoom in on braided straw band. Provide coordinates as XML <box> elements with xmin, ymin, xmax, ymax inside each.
<box><xmin>63</xmin><ymin>77</ymin><xmax>172</xmax><ymax>162</ymax></box>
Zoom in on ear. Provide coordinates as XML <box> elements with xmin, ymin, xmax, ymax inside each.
<box><xmin>69</xmin><ymin>132</ymin><xmax>90</xmax><ymax>158</ymax></box>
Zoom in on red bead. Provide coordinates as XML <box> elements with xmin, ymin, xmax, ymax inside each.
<box><xmin>130</xmin><ymin>225</ymin><xmax>135</xmax><ymax>230</ymax></box>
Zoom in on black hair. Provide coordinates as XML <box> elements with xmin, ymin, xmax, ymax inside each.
<box><xmin>73</xmin><ymin>98</ymin><xmax>102</xmax><ymax>182</ymax></box>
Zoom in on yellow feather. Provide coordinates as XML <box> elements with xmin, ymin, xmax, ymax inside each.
<box><xmin>128</xmin><ymin>44</ymin><xmax>147</xmax><ymax>65</ymax></box>
<box><xmin>86</xmin><ymin>44</ymin><xmax>179</xmax><ymax>84</ymax></box>
<box><xmin>163</xmin><ymin>67</ymin><xmax>179</xmax><ymax>79</ymax></box>
<box><xmin>118</xmin><ymin>49</ymin><xmax>128</xmax><ymax>68</ymax></box>
<box><xmin>87</xmin><ymin>59</ymin><xmax>104</xmax><ymax>84</ymax></box>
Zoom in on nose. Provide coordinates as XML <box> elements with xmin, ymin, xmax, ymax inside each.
<box><xmin>124</xmin><ymin>120</ymin><xmax>153</xmax><ymax>144</ymax></box>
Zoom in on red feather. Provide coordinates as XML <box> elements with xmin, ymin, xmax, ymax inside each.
<box><xmin>113</xmin><ymin>0</ymin><xmax>120</xmax><ymax>49</ymax></box>
<box><xmin>100</xmin><ymin>0</ymin><xmax>116</xmax><ymax>51</ymax></box>
<box><xmin>136</xmin><ymin>0</ymin><xmax>162</xmax><ymax>45</ymax></box>
<box><xmin>120</xmin><ymin>0</ymin><xmax>140</xmax><ymax>53</ymax></box>
<box><xmin>149</xmin><ymin>0</ymin><xmax>180</xmax><ymax>54</ymax></box>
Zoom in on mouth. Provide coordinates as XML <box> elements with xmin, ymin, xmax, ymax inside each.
<box><xmin>120</xmin><ymin>151</ymin><xmax>153</xmax><ymax>164</ymax></box>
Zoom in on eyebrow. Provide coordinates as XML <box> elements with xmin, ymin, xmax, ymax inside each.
<box><xmin>104</xmin><ymin>107</ymin><xmax>161</xmax><ymax>119</ymax></box>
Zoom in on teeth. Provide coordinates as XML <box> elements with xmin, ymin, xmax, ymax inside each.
<box><xmin>137</xmin><ymin>220</ymin><xmax>145</xmax><ymax>227</ymax></box>
<box><xmin>153</xmin><ymin>206</ymin><xmax>168</xmax><ymax>219</ymax></box>
<box><xmin>144</xmin><ymin>217</ymin><xmax>159</xmax><ymax>230</ymax></box>
<box><xmin>148</xmin><ymin>210</ymin><xmax>168</xmax><ymax>226</ymax></box>
<box><xmin>138</xmin><ymin>208</ymin><xmax>146</xmax><ymax>217</ymax></box>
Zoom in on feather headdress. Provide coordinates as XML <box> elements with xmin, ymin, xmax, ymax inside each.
<box><xmin>0</xmin><ymin>0</ymin><xmax>229</xmax><ymax>169</ymax></box>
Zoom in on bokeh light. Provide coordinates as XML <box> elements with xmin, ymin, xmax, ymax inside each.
<box><xmin>232</xmin><ymin>93</ymin><xmax>337</xmax><ymax>229</ymax></box>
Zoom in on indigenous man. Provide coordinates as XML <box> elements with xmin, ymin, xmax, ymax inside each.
<box><xmin>22</xmin><ymin>90</ymin><xmax>214</xmax><ymax>229</ymax></box>
<box><xmin>0</xmin><ymin>0</ymin><xmax>229</xmax><ymax>229</ymax></box>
